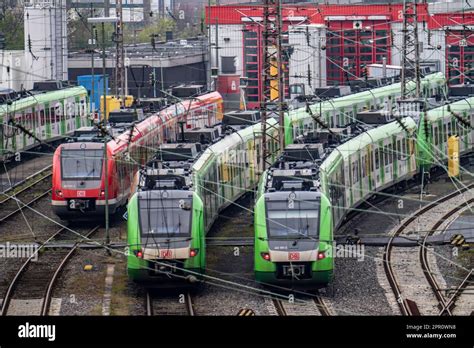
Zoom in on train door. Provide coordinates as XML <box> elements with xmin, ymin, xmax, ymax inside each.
<box><xmin>350</xmin><ymin>154</ymin><xmax>359</xmax><ymax>204</ymax></box>
<box><xmin>330</xmin><ymin>160</ymin><xmax>346</xmax><ymax>227</ymax></box>
<box><xmin>58</xmin><ymin>102</ymin><xmax>66</xmax><ymax>136</ymax></box>
<box><xmin>220</xmin><ymin>151</ymin><xmax>229</xmax><ymax>203</ymax></box>
<box><xmin>343</xmin><ymin>158</ymin><xmax>351</xmax><ymax>207</ymax></box>
<box><xmin>228</xmin><ymin>149</ymin><xmax>236</xmax><ymax>200</ymax></box>
<box><xmin>362</xmin><ymin>150</ymin><xmax>366</xmax><ymax>195</ymax></box>
<box><xmin>64</xmin><ymin>99</ymin><xmax>72</xmax><ymax>133</ymax></box>
<box><xmin>396</xmin><ymin>136</ymin><xmax>405</xmax><ymax>179</ymax></box>
<box><xmin>375</xmin><ymin>141</ymin><xmax>385</xmax><ymax>188</ymax></box>
<box><xmin>470</xmin><ymin>111</ymin><xmax>474</xmax><ymax>152</ymax></box>
<box><xmin>407</xmin><ymin>137</ymin><xmax>415</xmax><ymax>173</ymax></box>
<box><xmin>455</xmin><ymin>116</ymin><xmax>465</xmax><ymax>154</ymax></box>
<box><xmin>14</xmin><ymin>110</ymin><xmax>23</xmax><ymax>151</ymax></box>
<box><xmin>37</xmin><ymin>105</ymin><xmax>46</xmax><ymax>140</ymax></box>
<box><xmin>49</xmin><ymin>102</ymin><xmax>58</xmax><ymax>137</ymax></box>
<box><xmin>330</xmin><ymin>109</ymin><xmax>336</xmax><ymax>128</ymax></box>
<box><xmin>437</xmin><ymin>119</ymin><xmax>445</xmax><ymax>160</ymax></box>
<box><xmin>22</xmin><ymin>108</ymin><xmax>32</xmax><ymax>148</ymax></box>
<box><xmin>248</xmin><ymin>140</ymin><xmax>255</xmax><ymax>185</ymax></box>
<box><xmin>71</xmin><ymin>98</ymin><xmax>78</xmax><ymax>130</ymax></box>
<box><xmin>212</xmin><ymin>161</ymin><xmax>221</xmax><ymax>222</ymax></box>
<box><xmin>384</xmin><ymin>138</ymin><xmax>393</xmax><ymax>184</ymax></box>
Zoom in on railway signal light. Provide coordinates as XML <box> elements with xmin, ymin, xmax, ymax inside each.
<box><xmin>149</xmin><ymin>72</ymin><xmax>156</xmax><ymax>86</ymax></box>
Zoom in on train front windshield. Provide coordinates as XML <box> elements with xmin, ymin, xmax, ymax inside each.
<box><xmin>138</xmin><ymin>196</ymin><xmax>192</xmax><ymax>237</ymax></box>
<box><xmin>266</xmin><ymin>200</ymin><xmax>320</xmax><ymax>238</ymax></box>
<box><xmin>61</xmin><ymin>149</ymin><xmax>103</xmax><ymax>180</ymax></box>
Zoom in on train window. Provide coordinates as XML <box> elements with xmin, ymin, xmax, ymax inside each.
<box><xmin>388</xmin><ymin>144</ymin><xmax>393</xmax><ymax>164</ymax></box>
<box><xmin>325</xmin><ymin>112</ymin><xmax>331</xmax><ymax>126</ymax></box>
<box><xmin>368</xmin><ymin>151</ymin><xmax>373</xmax><ymax>172</ymax></box>
<box><xmin>352</xmin><ymin>159</ymin><xmax>358</xmax><ymax>184</ymax></box>
<box><xmin>375</xmin><ymin>148</ymin><xmax>380</xmax><ymax>170</ymax></box>
<box><xmin>437</xmin><ymin>125</ymin><xmax>442</xmax><ymax>146</ymax></box>
<box><xmin>50</xmin><ymin>107</ymin><xmax>55</xmax><ymax>124</ymax></box>
<box><xmin>40</xmin><ymin>109</ymin><xmax>45</xmax><ymax>126</ymax></box>
<box><xmin>61</xmin><ymin>149</ymin><xmax>103</xmax><ymax>180</ymax></box>
<box><xmin>433</xmin><ymin>126</ymin><xmax>438</xmax><ymax>146</ymax></box>
<box><xmin>340</xmin><ymin>108</ymin><xmax>345</xmax><ymax>126</ymax></box>
<box><xmin>396</xmin><ymin>140</ymin><xmax>401</xmax><ymax>159</ymax></box>
<box><xmin>363</xmin><ymin>155</ymin><xmax>368</xmax><ymax>177</ymax></box>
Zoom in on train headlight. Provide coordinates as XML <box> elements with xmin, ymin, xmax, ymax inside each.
<box><xmin>317</xmin><ymin>251</ymin><xmax>325</xmax><ymax>260</ymax></box>
<box><xmin>135</xmin><ymin>249</ymin><xmax>143</xmax><ymax>258</ymax></box>
<box><xmin>261</xmin><ymin>252</ymin><xmax>271</xmax><ymax>261</ymax></box>
<box><xmin>189</xmin><ymin>248</ymin><xmax>199</xmax><ymax>257</ymax></box>
<box><xmin>55</xmin><ymin>190</ymin><xmax>63</xmax><ymax>197</ymax></box>
<box><xmin>100</xmin><ymin>190</ymin><xmax>105</xmax><ymax>197</ymax></box>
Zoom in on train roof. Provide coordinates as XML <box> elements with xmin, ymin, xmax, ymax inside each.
<box><xmin>28</xmin><ymin>86</ymin><xmax>88</xmax><ymax>103</ymax></box>
<box><xmin>425</xmin><ymin>96</ymin><xmax>474</xmax><ymax>123</ymax></box>
<box><xmin>321</xmin><ymin>117</ymin><xmax>417</xmax><ymax>168</ymax></box>
<box><xmin>288</xmin><ymin>72</ymin><xmax>445</xmax><ymax>124</ymax></box>
<box><xmin>106</xmin><ymin>91</ymin><xmax>223</xmax><ymax>155</ymax></box>
<box><xmin>193</xmin><ymin>118</ymin><xmax>279</xmax><ymax>172</ymax></box>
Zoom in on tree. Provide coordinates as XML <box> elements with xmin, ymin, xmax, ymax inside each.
<box><xmin>67</xmin><ymin>8</ymin><xmax>116</xmax><ymax>50</ymax></box>
<box><xmin>136</xmin><ymin>18</ymin><xmax>177</xmax><ymax>43</ymax></box>
<box><xmin>0</xmin><ymin>6</ymin><xmax>24</xmax><ymax>50</ymax></box>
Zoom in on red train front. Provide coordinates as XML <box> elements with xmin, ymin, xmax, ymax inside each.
<box><xmin>52</xmin><ymin>141</ymin><xmax>123</xmax><ymax>219</ymax></box>
<box><xmin>51</xmin><ymin>91</ymin><xmax>224</xmax><ymax>220</ymax></box>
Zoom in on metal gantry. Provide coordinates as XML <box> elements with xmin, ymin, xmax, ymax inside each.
<box><xmin>115</xmin><ymin>0</ymin><xmax>126</xmax><ymax>103</ymax></box>
<box><xmin>400</xmin><ymin>0</ymin><xmax>422</xmax><ymax>99</ymax></box>
<box><xmin>260</xmin><ymin>0</ymin><xmax>286</xmax><ymax>170</ymax></box>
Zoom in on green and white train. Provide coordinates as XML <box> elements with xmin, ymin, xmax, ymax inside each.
<box><xmin>127</xmin><ymin>120</ymin><xmax>281</xmax><ymax>283</ymax></box>
<box><xmin>254</xmin><ymin>94</ymin><xmax>474</xmax><ymax>288</ymax></box>
<box><xmin>0</xmin><ymin>86</ymin><xmax>89</xmax><ymax>161</ymax></box>
<box><xmin>126</xmin><ymin>73</ymin><xmax>452</xmax><ymax>285</ymax></box>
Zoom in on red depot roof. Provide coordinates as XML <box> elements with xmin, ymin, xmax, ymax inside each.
<box><xmin>205</xmin><ymin>3</ymin><xmax>430</xmax><ymax>25</ymax></box>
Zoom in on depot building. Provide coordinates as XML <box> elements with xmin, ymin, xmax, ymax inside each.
<box><xmin>206</xmin><ymin>3</ymin><xmax>474</xmax><ymax>108</ymax></box>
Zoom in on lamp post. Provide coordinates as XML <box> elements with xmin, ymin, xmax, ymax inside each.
<box><xmin>87</xmin><ymin>16</ymin><xmax>118</xmax><ymax>250</ymax></box>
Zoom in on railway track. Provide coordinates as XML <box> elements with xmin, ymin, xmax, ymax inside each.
<box><xmin>0</xmin><ymin>165</ymin><xmax>52</xmax><ymax>223</ymax></box>
<box><xmin>0</xmin><ymin>225</ymin><xmax>100</xmax><ymax>316</ymax></box>
<box><xmin>420</xmin><ymin>197</ymin><xmax>474</xmax><ymax>316</ymax></box>
<box><xmin>146</xmin><ymin>291</ymin><xmax>195</xmax><ymax>316</ymax></box>
<box><xmin>271</xmin><ymin>294</ymin><xmax>331</xmax><ymax>316</ymax></box>
<box><xmin>383</xmin><ymin>184</ymin><xmax>474</xmax><ymax>316</ymax></box>
<box><xmin>439</xmin><ymin>269</ymin><xmax>473</xmax><ymax>315</ymax></box>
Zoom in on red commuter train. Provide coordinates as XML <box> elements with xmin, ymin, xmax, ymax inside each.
<box><xmin>51</xmin><ymin>92</ymin><xmax>223</xmax><ymax>220</ymax></box>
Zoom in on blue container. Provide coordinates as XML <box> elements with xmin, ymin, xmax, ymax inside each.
<box><xmin>77</xmin><ymin>74</ymin><xmax>109</xmax><ymax>114</ymax></box>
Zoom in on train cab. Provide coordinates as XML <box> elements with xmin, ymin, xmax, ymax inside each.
<box><xmin>127</xmin><ymin>143</ymin><xmax>206</xmax><ymax>285</ymax></box>
<box><xmin>51</xmin><ymin>141</ymin><xmax>118</xmax><ymax>219</ymax></box>
<box><xmin>254</xmin><ymin>144</ymin><xmax>334</xmax><ymax>287</ymax></box>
